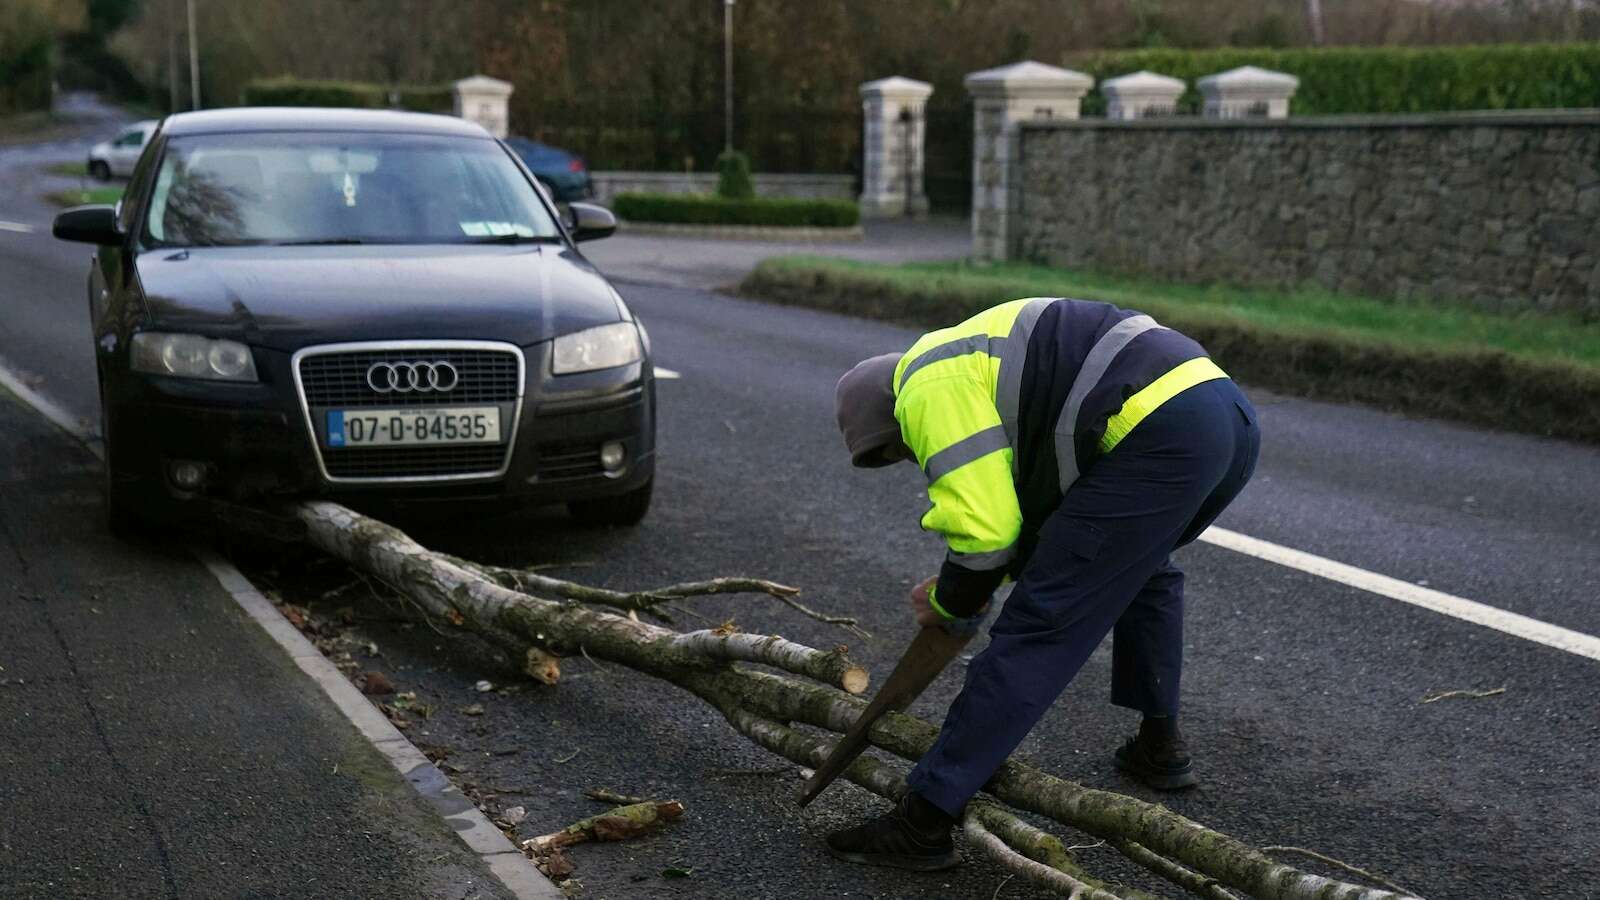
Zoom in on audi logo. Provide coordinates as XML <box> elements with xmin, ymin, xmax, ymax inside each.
<box><xmin>366</xmin><ymin>360</ymin><xmax>460</xmax><ymax>394</ymax></box>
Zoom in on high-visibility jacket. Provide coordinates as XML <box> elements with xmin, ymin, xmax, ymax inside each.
<box><xmin>893</xmin><ymin>297</ymin><xmax>1228</xmax><ymax>619</ymax></box>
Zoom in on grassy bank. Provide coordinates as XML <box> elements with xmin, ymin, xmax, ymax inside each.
<box><xmin>45</xmin><ymin>186</ymin><xmax>123</xmax><ymax>207</ymax></box>
<box><xmin>741</xmin><ymin>257</ymin><xmax>1600</xmax><ymax>444</ymax></box>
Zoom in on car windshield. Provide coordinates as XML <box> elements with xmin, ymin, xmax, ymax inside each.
<box><xmin>144</xmin><ymin>131</ymin><xmax>562</xmax><ymax>247</ymax></box>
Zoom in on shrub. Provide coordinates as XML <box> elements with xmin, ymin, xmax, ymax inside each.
<box><xmin>1069</xmin><ymin>43</ymin><xmax>1600</xmax><ymax>117</ymax></box>
<box><xmin>240</xmin><ymin>78</ymin><xmax>452</xmax><ymax>113</ymax></box>
<box><xmin>716</xmin><ymin>149</ymin><xmax>756</xmax><ymax>199</ymax></box>
<box><xmin>613</xmin><ymin>193</ymin><xmax>860</xmax><ymax>228</ymax></box>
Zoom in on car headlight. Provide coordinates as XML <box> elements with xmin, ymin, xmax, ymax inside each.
<box><xmin>551</xmin><ymin>322</ymin><xmax>642</xmax><ymax>375</ymax></box>
<box><xmin>130</xmin><ymin>332</ymin><xmax>258</xmax><ymax>382</ymax></box>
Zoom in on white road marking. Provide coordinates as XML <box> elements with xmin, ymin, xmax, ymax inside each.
<box><xmin>0</xmin><ymin>355</ymin><xmax>94</xmax><ymax>451</ymax></box>
<box><xmin>655</xmin><ymin>366</ymin><xmax>682</xmax><ymax>380</ymax></box>
<box><xmin>1200</xmin><ymin>525</ymin><xmax>1600</xmax><ymax>664</ymax></box>
<box><xmin>0</xmin><ymin>221</ymin><xmax>37</xmax><ymax>234</ymax></box>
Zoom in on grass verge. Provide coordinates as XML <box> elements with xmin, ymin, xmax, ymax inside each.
<box><xmin>45</xmin><ymin>186</ymin><xmax>124</xmax><ymax>207</ymax></box>
<box><xmin>45</xmin><ymin>161</ymin><xmax>88</xmax><ymax>177</ymax></box>
<box><xmin>741</xmin><ymin>257</ymin><xmax>1600</xmax><ymax>444</ymax></box>
<box><xmin>613</xmin><ymin>192</ymin><xmax>860</xmax><ymax>228</ymax></box>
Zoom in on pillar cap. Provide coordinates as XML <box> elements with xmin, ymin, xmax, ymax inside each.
<box><xmin>1100</xmin><ymin>70</ymin><xmax>1185</xmax><ymax>100</ymax></box>
<box><xmin>453</xmin><ymin>75</ymin><xmax>514</xmax><ymax>98</ymax></box>
<box><xmin>965</xmin><ymin>61</ymin><xmax>1093</xmax><ymax>99</ymax></box>
<box><xmin>1197</xmin><ymin>65</ymin><xmax>1298</xmax><ymax>97</ymax></box>
<box><xmin>860</xmin><ymin>76</ymin><xmax>934</xmax><ymax>99</ymax></box>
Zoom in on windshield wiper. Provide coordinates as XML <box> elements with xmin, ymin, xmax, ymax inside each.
<box><xmin>271</xmin><ymin>238</ymin><xmax>366</xmax><ymax>246</ymax></box>
<box><xmin>460</xmin><ymin>234</ymin><xmax>560</xmax><ymax>245</ymax></box>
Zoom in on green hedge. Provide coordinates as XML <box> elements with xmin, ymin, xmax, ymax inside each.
<box><xmin>1069</xmin><ymin>43</ymin><xmax>1600</xmax><ymax>117</ymax></box>
<box><xmin>613</xmin><ymin>193</ymin><xmax>860</xmax><ymax>228</ymax></box>
<box><xmin>0</xmin><ymin>39</ymin><xmax>53</xmax><ymax>115</ymax></box>
<box><xmin>240</xmin><ymin>77</ymin><xmax>453</xmax><ymax>113</ymax></box>
<box><xmin>740</xmin><ymin>258</ymin><xmax>1600</xmax><ymax>444</ymax></box>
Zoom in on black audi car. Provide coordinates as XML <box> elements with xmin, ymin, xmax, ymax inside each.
<box><xmin>52</xmin><ymin>108</ymin><xmax>655</xmax><ymax>533</ymax></box>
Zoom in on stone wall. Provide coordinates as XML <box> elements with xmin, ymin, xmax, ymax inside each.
<box><xmin>590</xmin><ymin>172</ymin><xmax>855</xmax><ymax>205</ymax></box>
<box><xmin>1014</xmin><ymin>111</ymin><xmax>1600</xmax><ymax>318</ymax></box>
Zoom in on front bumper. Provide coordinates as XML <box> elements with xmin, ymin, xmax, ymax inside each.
<box><xmin>103</xmin><ymin>340</ymin><xmax>656</xmax><ymax>513</ymax></box>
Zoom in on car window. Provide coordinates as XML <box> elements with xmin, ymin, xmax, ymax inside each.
<box><xmin>118</xmin><ymin>128</ymin><xmax>165</xmax><ymax>234</ymax></box>
<box><xmin>143</xmin><ymin>131</ymin><xmax>562</xmax><ymax>247</ymax></box>
<box><xmin>116</xmin><ymin>129</ymin><xmax>145</xmax><ymax>147</ymax></box>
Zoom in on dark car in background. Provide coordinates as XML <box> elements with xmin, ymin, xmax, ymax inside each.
<box><xmin>52</xmin><ymin>107</ymin><xmax>655</xmax><ymax>534</ymax></box>
<box><xmin>504</xmin><ymin>137</ymin><xmax>592</xmax><ymax>203</ymax></box>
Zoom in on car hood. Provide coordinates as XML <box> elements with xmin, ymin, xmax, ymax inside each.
<box><xmin>135</xmin><ymin>244</ymin><xmax>625</xmax><ymax>352</ymax></box>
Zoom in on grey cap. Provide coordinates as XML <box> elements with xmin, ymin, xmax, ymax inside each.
<box><xmin>835</xmin><ymin>353</ymin><xmax>904</xmax><ymax>468</ymax></box>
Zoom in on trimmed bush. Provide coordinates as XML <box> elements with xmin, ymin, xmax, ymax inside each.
<box><xmin>740</xmin><ymin>258</ymin><xmax>1600</xmax><ymax>444</ymax></box>
<box><xmin>240</xmin><ymin>78</ymin><xmax>453</xmax><ymax>113</ymax></box>
<box><xmin>716</xmin><ymin>150</ymin><xmax>755</xmax><ymax>199</ymax></box>
<box><xmin>1069</xmin><ymin>43</ymin><xmax>1600</xmax><ymax>117</ymax></box>
<box><xmin>613</xmin><ymin>193</ymin><xmax>860</xmax><ymax>228</ymax></box>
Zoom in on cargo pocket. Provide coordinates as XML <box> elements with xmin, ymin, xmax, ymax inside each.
<box><xmin>992</xmin><ymin>516</ymin><xmax>1107</xmax><ymax>635</ymax></box>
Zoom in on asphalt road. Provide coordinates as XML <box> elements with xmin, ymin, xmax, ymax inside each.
<box><xmin>3</xmin><ymin>103</ymin><xmax>1597</xmax><ymax>899</ymax></box>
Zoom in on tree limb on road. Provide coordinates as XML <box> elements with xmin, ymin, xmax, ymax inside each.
<box><xmin>295</xmin><ymin>500</ymin><xmax>1420</xmax><ymax>900</ymax></box>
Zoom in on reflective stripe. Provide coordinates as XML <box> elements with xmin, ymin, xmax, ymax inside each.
<box><xmin>926</xmin><ymin>584</ymin><xmax>958</xmax><ymax>621</ymax></box>
<box><xmin>1054</xmin><ymin>314</ymin><xmax>1163</xmax><ymax>493</ymax></box>
<box><xmin>923</xmin><ymin>425</ymin><xmax>1009</xmax><ymax>484</ymax></box>
<box><xmin>947</xmin><ymin>544</ymin><xmax>1016</xmax><ymax>571</ymax></box>
<box><xmin>995</xmin><ymin>298</ymin><xmax>1052</xmax><ymax>465</ymax></box>
<box><xmin>1101</xmin><ymin>357</ymin><xmax>1228</xmax><ymax>453</ymax></box>
<box><xmin>899</xmin><ymin>334</ymin><xmax>1005</xmax><ymax>392</ymax></box>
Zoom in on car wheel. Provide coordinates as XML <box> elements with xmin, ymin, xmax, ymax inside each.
<box><xmin>567</xmin><ymin>477</ymin><xmax>653</xmax><ymax>528</ymax></box>
<box><xmin>88</xmin><ymin>160</ymin><xmax>112</xmax><ymax>182</ymax></box>
<box><xmin>100</xmin><ymin>391</ymin><xmax>147</xmax><ymax>539</ymax></box>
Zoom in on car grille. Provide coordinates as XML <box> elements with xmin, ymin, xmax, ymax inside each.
<box><xmin>299</xmin><ymin>349</ymin><xmax>521</xmax><ymax>408</ymax></box>
<box><xmin>323</xmin><ymin>445</ymin><xmax>509</xmax><ymax>479</ymax></box>
<box><xmin>295</xmin><ymin>343</ymin><xmax>525</xmax><ymax>483</ymax></box>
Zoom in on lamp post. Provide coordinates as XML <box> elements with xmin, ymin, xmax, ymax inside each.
<box><xmin>723</xmin><ymin>0</ymin><xmax>735</xmax><ymax>153</ymax></box>
<box><xmin>186</xmin><ymin>0</ymin><xmax>200</xmax><ymax>109</ymax></box>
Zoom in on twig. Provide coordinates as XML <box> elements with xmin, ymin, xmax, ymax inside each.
<box><xmin>579</xmin><ymin>644</ymin><xmax>612</xmax><ymax>677</ymax></box>
<box><xmin>583</xmin><ymin>788</ymin><xmax>646</xmax><ymax>805</ymax></box>
<box><xmin>992</xmin><ymin>874</ymin><xmax>1016</xmax><ymax>900</ymax></box>
<box><xmin>1260</xmin><ymin>846</ymin><xmax>1420</xmax><ymax>897</ymax></box>
<box><xmin>555</xmin><ymin>748</ymin><xmax>581</xmax><ymax>764</ymax></box>
<box><xmin>1419</xmin><ymin>686</ymin><xmax>1505</xmax><ymax>704</ymax></box>
<box><xmin>1112</xmin><ymin>839</ymin><xmax>1240</xmax><ymax>900</ymax></box>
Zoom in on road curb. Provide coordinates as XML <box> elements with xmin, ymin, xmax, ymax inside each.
<box><xmin>0</xmin><ymin>355</ymin><xmax>562</xmax><ymax>900</ymax></box>
<box><xmin>195</xmin><ymin>551</ymin><xmax>565</xmax><ymax>899</ymax></box>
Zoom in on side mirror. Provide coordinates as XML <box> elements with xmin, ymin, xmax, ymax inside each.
<box><xmin>53</xmin><ymin>205</ymin><xmax>122</xmax><ymax>246</ymax></box>
<box><xmin>567</xmin><ymin>202</ymin><xmax>616</xmax><ymax>242</ymax></box>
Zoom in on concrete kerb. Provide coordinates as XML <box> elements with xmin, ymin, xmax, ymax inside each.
<box><xmin>0</xmin><ymin>353</ymin><xmax>562</xmax><ymax>900</ymax></box>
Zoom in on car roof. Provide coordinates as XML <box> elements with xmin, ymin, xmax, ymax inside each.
<box><xmin>159</xmin><ymin>107</ymin><xmax>491</xmax><ymax>139</ymax></box>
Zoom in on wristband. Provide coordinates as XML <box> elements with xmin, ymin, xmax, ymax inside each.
<box><xmin>926</xmin><ymin>583</ymin><xmax>958</xmax><ymax>621</ymax></box>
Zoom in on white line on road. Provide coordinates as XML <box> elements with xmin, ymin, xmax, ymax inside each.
<box><xmin>0</xmin><ymin>221</ymin><xmax>37</xmax><ymax>233</ymax></box>
<box><xmin>656</xmin><ymin>366</ymin><xmax>682</xmax><ymax>380</ymax></box>
<box><xmin>1200</xmin><ymin>525</ymin><xmax>1600</xmax><ymax>663</ymax></box>
<box><xmin>0</xmin><ymin>355</ymin><xmax>92</xmax><ymax>447</ymax></box>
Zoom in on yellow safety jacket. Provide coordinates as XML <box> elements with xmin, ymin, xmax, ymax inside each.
<box><xmin>893</xmin><ymin>297</ymin><xmax>1228</xmax><ymax>619</ymax></box>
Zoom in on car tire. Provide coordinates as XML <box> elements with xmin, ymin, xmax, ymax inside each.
<box><xmin>567</xmin><ymin>477</ymin><xmax>653</xmax><ymax>528</ymax></box>
<box><xmin>100</xmin><ymin>391</ymin><xmax>148</xmax><ymax>539</ymax></box>
<box><xmin>88</xmin><ymin>160</ymin><xmax>112</xmax><ymax>182</ymax></box>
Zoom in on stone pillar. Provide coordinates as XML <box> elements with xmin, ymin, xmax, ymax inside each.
<box><xmin>1197</xmin><ymin>66</ymin><xmax>1299</xmax><ymax>119</ymax></box>
<box><xmin>452</xmin><ymin>75</ymin><xmax>514</xmax><ymax>138</ymax></box>
<box><xmin>965</xmin><ymin>61</ymin><xmax>1093</xmax><ymax>262</ymax></box>
<box><xmin>859</xmin><ymin>76</ymin><xmax>934</xmax><ymax>219</ymax></box>
<box><xmin>1100</xmin><ymin>70</ymin><xmax>1185</xmax><ymax>121</ymax></box>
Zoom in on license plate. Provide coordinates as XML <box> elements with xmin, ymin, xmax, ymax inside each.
<box><xmin>326</xmin><ymin>407</ymin><xmax>501</xmax><ymax>448</ymax></box>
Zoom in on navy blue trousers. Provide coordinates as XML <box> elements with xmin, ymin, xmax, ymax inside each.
<box><xmin>905</xmin><ymin>378</ymin><xmax>1260</xmax><ymax>816</ymax></box>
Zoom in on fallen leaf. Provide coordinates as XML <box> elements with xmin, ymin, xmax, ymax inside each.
<box><xmin>361</xmin><ymin>671</ymin><xmax>395</xmax><ymax>695</ymax></box>
<box><xmin>501</xmin><ymin>805</ymin><xmax>527</xmax><ymax>826</ymax></box>
<box><xmin>461</xmin><ymin>703</ymin><xmax>485</xmax><ymax>716</ymax></box>
<box><xmin>662</xmin><ymin>866</ymin><xmax>693</xmax><ymax>878</ymax></box>
<box><xmin>446</xmin><ymin>609</ymin><xmax>466</xmax><ymax>626</ymax></box>
<box><xmin>474</xmin><ymin>679</ymin><xmax>494</xmax><ymax>693</ymax></box>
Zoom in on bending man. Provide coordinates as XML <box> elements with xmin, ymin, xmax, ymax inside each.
<box><xmin>828</xmin><ymin>297</ymin><xmax>1260</xmax><ymax>870</ymax></box>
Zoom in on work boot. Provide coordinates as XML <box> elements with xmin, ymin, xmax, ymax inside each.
<box><xmin>1114</xmin><ymin>718</ymin><xmax>1200</xmax><ymax>791</ymax></box>
<box><xmin>824</xmin><ymin>793</ymin><xmax>961</xmax><ymax>871</ymax></box>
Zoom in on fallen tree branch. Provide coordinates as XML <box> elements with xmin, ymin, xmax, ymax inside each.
<box><xmin>294</xmin><ymin>501</ymin><xmax>1423</xmax><ymax>900</ymax></box>
<box><xmin>524</xmin><ymin>799</ymin><xmax>685</xmax><ymax>854</ymax></box>
<box><xmin>1112</xmin><ymin>838</ymin><xmax>1241</xmax><ymax>900</ymax></box>
<box><xmin>1260</xmin><ymin>846</ymin><xmax>1419</xmax><ymax>897</ymax></box>
<box><xmin>964</xmin><ymin>809</ymin><xmax>1130</xmax><ymax>899</ymax></box>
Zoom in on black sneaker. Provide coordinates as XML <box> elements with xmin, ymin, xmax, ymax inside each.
<box><xmin>825</xmin><ymin>794</ymin><xmax>961</xmax><ymax>871</ymax></box>
<box><xmin>1114</xmin><ymin>730</ymin><xmax>1200</xmax><ymax>791</ymax></box>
